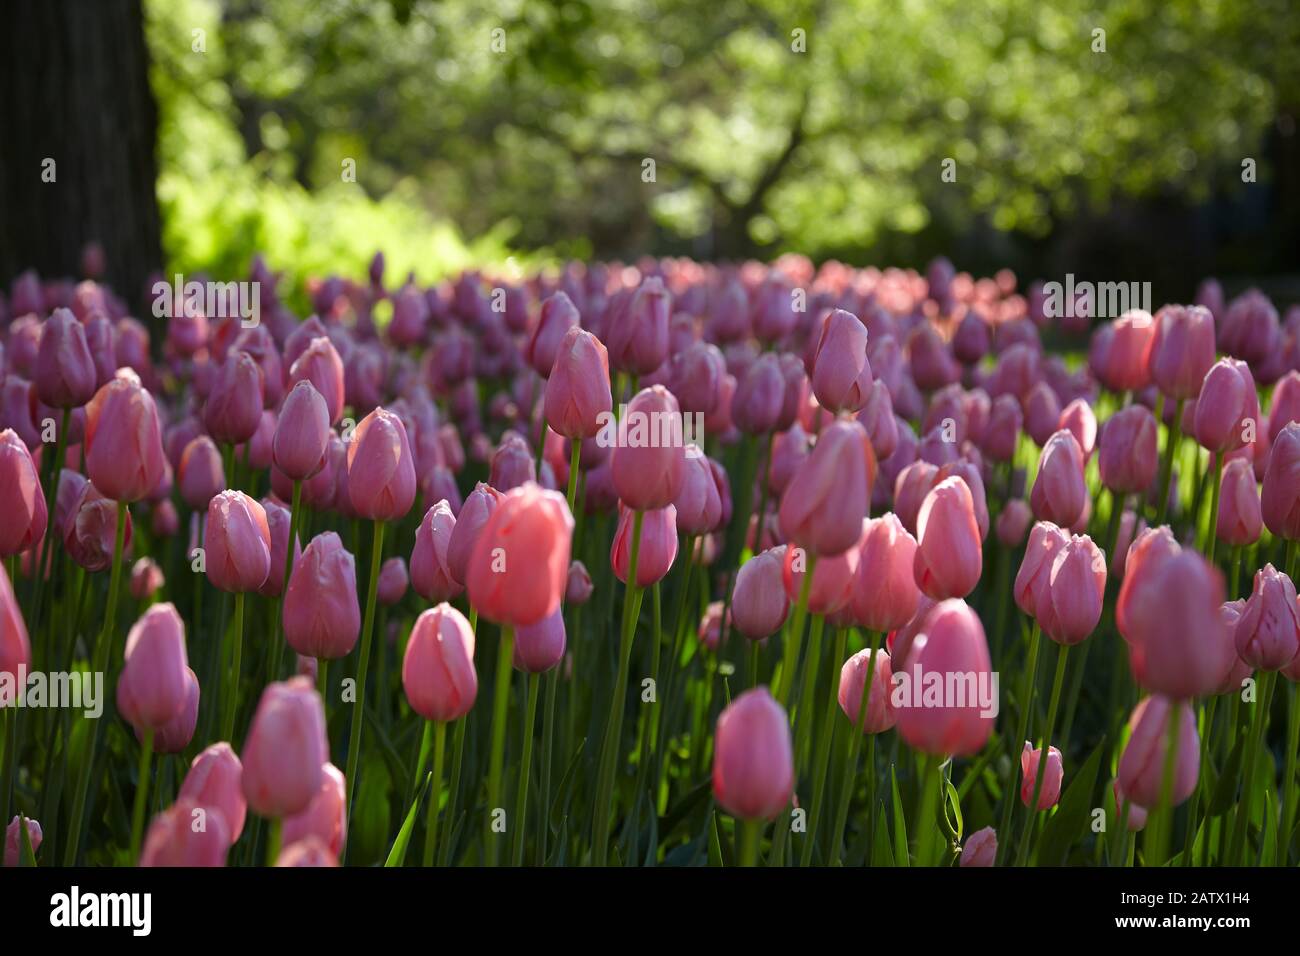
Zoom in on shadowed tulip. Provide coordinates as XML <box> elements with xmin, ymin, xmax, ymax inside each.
<box><xmin>0</xmin><ymin>429</ymin><xmax>46</xmax><ymax>558</ymax></box>
<box><xmin>936</xmin><ymin>459</ymin><xmax>989</xmax><ymax>540</ymax></box>
<box><xmin>466</xmin><ymin>482</ymin><xmax>573</xmax><ymax>628</ymax></box>
<box><xmin>731</xmin><ymin>353</ymin><xmax>784</xmax><ymax>435</ymax></box>
<box><xmin>960</xmin><ymin>826</ymin><xmax>997</xmax><ymax>867</ymax></box>
<box><xmin>410</xmin><ymin>500</ymin><xmax>463</xmax><ymax>602</ymax></box>
<box><xmin>204</xmin><ymin>491</ymin><xmax>271</xmax><ymax>593</ymax></box>
<box><xmin>178</xmin><ymin>743</ymin><xmax>246</xmax><ymax>842</ymax></box>
<box><xmin>779</xmin><ymin>419</ymin><xmax>875</xmax><ymax>557</ymax></box>
<box><xmin>1020</xmin><ymin>743</ymin><xmax>1064</xmax><ymax>809</ymax></box>
<box><xmin>837</xmin><ymin>648</ymin><xmax>896</xmax><ymax>733</ymax></box>
<box><xmin>1118</xmin><ymin>695</ymin><xmax>1199</xmax><ymax>808</ymax></box>
<box><xmin>565</xmin><ymin>560</ymin><xmax>593</xmax><ymax>605</ymax></box>
<box><xmin>1115</xmin><ymin>525</ymin><xmax>1180</xmax><ymax>640</ymax></box>
<box><xmin>0</xmin><ymin>565</ymin><xmax>31</xmax><ymax>705</ymax></box>
<box><xmin>1030</xmin><ymin>430</ymin><xmax>1087</xmax><ymax>527</ymax></box>
<box><xmin>116</xmin><ymin>603</ymin><xmax>191</xmax><ymax>732</ymax></box>
<box><xmin>1098</xmin><ymin>310</ymin><xmax>1155</xmax><ymax>393</ymax></box>
<box><xmin>894</xmin><ymin>460</ymin><xmax>939</xmax><ymax>536</ymax></box>
<box><xmin>178</xmin><ymin>435</ymin><xmax>225</xmax><ymax>511</ymax></box>
<box><xmin>204</xmin><ymin>350</ymin><xmax>264</xmax><ymax>445</ymax></box>
<box><xmin>4</xmin><ymin>815</ymin><xmax>42</xmax><ymax>866</ymax></box>
<box><xmin>850</xmin><ymin>513</ymin><xmax>920</xmax><ymax>633</ymax></box>
<box><xmin>712</xmin><ymin>687</ymin><xmax>794</xmax><ymax>820</ymax></box>
<box><xmin>857</xmin><ymin>380</ymin><xmax>898</xmax><ymax>461</ymax></box>
<box><xmin>35</xmin><ymin>308</ymin><xmax>96</xmax><ymax>408</ymax></box>
<box><xmin>377</xmin><ymin>556</ymin><xmax>408</xmax><ymax>606</ymax></box>
<box><xmin>611</xmin><ymin>386</ymin><xmax>686</xmax><ymax>510</ymax></box>
<box><xmin>1261</xmin><ymin>422</ymin><xmax>1300</xmax><ymax>540</ymax></box>
<box><xmin>612</xmin><ymin>503</ymin><xmax>678</xmax><ymax>587</ymax></box>
<box><xmin>514</xmin><ymin>607</ymin><xmax>566</xmax><ymax>673</ymax></box>
<box><xmin>608</xmin><ymin>277</ymin><xmax>670</xmax><ymax>376</ymax></box>
<box><xmin>1149</xmin><ymin>304</ymin><xmax>1216</xmax><ymax>400</ymax></box>
<box><xmin>240</xmin><ymin>677</ymin><xmax>328</xmax><ymax>817</ymax></box>
<box><xmin>447</xmin><ymin>483</ymin><xmax>501</xmax><ymax>587</ymax></box>
<box><xmin>284</xmin><ymin>532</ymin><xmax>361</xmax><ymax>660</ymax></box>
<box><xmin>1268</xmin><ymin>371</ymin><xmax>1300</xmax><ymax>444</ymax></box>
<box><xmin>1024</xmin><ymin>382</ymin><xmax>1062</xmax><ymax>446</ymax></box>
<box><xmin>669</xmin><ymin>342</ymin><xmax>725</xmax><ymax>415</ymax></box>
<box><xmin>347</xmin><ymin>407</ymin><xmax>417</xmax><ymax>521</ymax></box>
<box><xmin>63</xmin><ymin>482</ymin><xmax>132</xmax><ymax>572</ymax></box>
<box><xmin>527</xmin><ymin>292</ymin><xmax>581</xmax><ymax>378</ymax></box>
<box><xmin>283</xmin><ymin>763</ymin><xmax>347</xmax><ymax>858</ymax></box>
<box><xmin>1098</xmin><ymin>405</ymin><xmax>1158</xmax><ymax>495</ymax></box>
<box><xmin>276</xmin><ymin>836</ymin><xmax>338</xmax><ymax>867</ymax></box>
<box><xmin>489</xmin><ymin>432</ymin><xmax>536</xmax><ymax>492</ymax></box>
<box><xmin>981</xmin><ymin>394</ymin><xmax>1022</xmax><ymax>463</ymax></box>
<box><xmin>783</xmin><ymin>534</ymin><xmax>860</xmax><ymax>615</ymax></box>
<box><xmin>129</xmin><ymin>557</ymin><xmax>165</xmax><ymax>601</ymax></box>
<box><xmin>1039</xmin><ymin>535</ymin><xmax>1105</xmax><ymax>645</ymax></box>
<box><xmin>995</xmin><ymin>499</ymin><xmax>1033</xmax><ymax>547</ymax></box>
<box><xmin>258</xmin><ymin>497</ymin><xmax>301</xmax><ymax>598</ymax></box>
<box><xmin>139</xmin><ymin>800</ymin><xmax>230</xmax><ymax>867</ymax></box>
<box><xmin>145</xmin><ymin>667</ymin><xmax>199</xmax><ymax>754</ymax></box>
<box><xmin>673</xmin><ymin>450</ymin><xmax>722</xmax><ymax>535</ymax></box>
<box><xmin>893</xmin><ymin>599</ymin><xmax>994</xmax><ymax>757</ymax></box>
<box><xmin>731</xmin><ymin>548</ymin><xmax>790</xmax><ymax>640</ymax></box>
<box><xmin>1058</xmin><ymin>398</ymin><xmax>1097</xmax><ymax>458</ymax></box>
<box><xmin>274</xmin><ymin>380</ymin><xmax>332</xmax><ymax>480</ymax></box>
<box><xmin>84</xmin><ymin>374</ymin><xmax>166</xmax><ymax>502</ymax></box>
<box><xmin>1217</xmin><ymin>457</ymin><xmax>1262</xmax><ymax>547</ymax></box>
<box><xmin>545</xmin><ymin>326</ymin><xmax>612</xmax><ymax>438</ymax></box>
<box><xmin>402</xmin><ymin>603</ymin><xmax>477</xmax><ymax>722</ymax></box>
<box><xmin>913</xmin><ymin>477</ymin><xmax>983</xmax><ymax>600</ymax></box>
<box><xmin>1234</xmin><ymin>564</ymin><xmax>1300</xmax><ymax>671</ymax></box>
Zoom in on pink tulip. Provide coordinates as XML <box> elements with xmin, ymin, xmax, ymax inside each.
<box><xmin>145</xmin><ymin>667</ymin><xmax>199</xmax><ymax>754</ymax></box>
<box><xmin>63</xmin><ymin>481</ymin><xmax>132</xmax><ymax>572</ymax></box>
<box><xmin>1234</xmin><ymin>564</ymin><xmax>1300</xmax><ymax>671</ymax></box>
<box><xmin>811</xmin><ymin>309</ymin><xmax>872</xmax><ymax>413</ymax></box>
<box><xmin>4</xmin><ymin>815</ymin><xmax>43</xmax><ymax>866</ymax></box>
<box><xmin>1039</xmin><ymin>534</ymin><xmax>1105</xmax><ymax>645</ymax></box>
<box><xmin>669</xmin><ymin>342</ymin><xmax>725</xmax><ymax>415</ymax></box>
<box><xmin>1149</xmin><ymin>304</ymin><xmax>1216</xmax><ymax>401</ymax></box>
<box><xmin>565</xmin><ymin>560</ymin><xmax>593</xmax><ymax>605</ymax></box>
<box><xmin>1261</xmin><ymin>422</ymin><xmax>1300</xmax><ymax>540</ymax></box>
<box><xmin>981</xmin><ymin>394</ymin><xmax>1022</xmax><ymax>463</ymax></box>
<box><xmin>402</xmin><ymin>604</ymin><xmax>477</xmax><ymax>722</ymax></box>
<box><xmin>837</xmin><ymin>648</ymin><xmax>896</xmax><ymax>733</ymax></box>
<box><xmin>204</xmin><ymin>491</ymin><xmax>271</xmax><ymax>593</ymax></box>
<box><xmin>0</xmin><ymin>429</ymin><xmax>46</xmax><ymax>558</ymax></box>
<box><xmin>913</xmin><ymin>477</ymin><xmax>983</xmax><ymax>600</ymax></box>
<box><xmin>1112</xmin><ymin>779</ymin><xmax>1148</xmax><ymax>831</ymax></box>
<box><xmin>204</xmin><ymin>350</ymin><xmax>264</xmax><ymax>445</ymax></box>
<box><xmin>611</xmin><ymin>386</ymin><xmax>687</xmax><ymax>510</ymax></box>
<box><xmin>0</xmin><ymin>567</ymin><xmax>30</xmax><ymax>706</ymax></box>
<box><xmin>410</xmin><ymin>500</ymin><xmax>463</xmax><ymax>603</ymax></box>
<box><xmin>276</xmin><ymin>835</ymin><xmax>339</xmax><ymax>866</ymax></box>
<box><xmin>1118</xmin><ymin>695</ymin><xmax>1199</xmax><ymax>808</ymax></box>
<box><xmin>35</xmin><ymin>308</ymin><xmax>96</xmax><ymax>408</ymax></box>
<box><xmin>731</xmin><ymin>548</ymin><xmax>791</xmax><ymax>640</ymax></box>
<box><xmin>447</xmin><ymin>483</ymin><xmax>501</xmax><ymax>586</ymax></box>
<box><xmin>129</xmin><ymin>556</ymin><xmax>165</xmax><ymax>601</ymax></box>
<box><xmin>240</xmin><ymin>677</ymin><xmax>328</xmax><ymax>817</ymax></box>
<box><xmin>731</xmin><ymin>353</ymin><xmax>784</xmax><ymax>435</ymax></box>
<box><xmin>712</xmin><ymin>687</ymin><xmax>794</xmax><ymax>820</ymax></box>
<box><xmin>274</xmin><ymin>380</ymin><xmax>332</xmax><ymax>481</ymax></box>
<box><xmin>1024</xmin><ymin>382</ymin><xmax>1062</xmax><ymax>446</ymax></box>
<box><xmin>1098</xmin><ymin>405</ymin><xmax>1158</xmax><ymax>495</ymax></box>
<box><xmin>783</xmin><ymin>534</ymin><xmax>860</xmax><ymax>615</ymax></box>
<box><xmin>936</xmin><ymin>459</ymin><xmax>989</xmax><ymax>540</ymax></box>
<box><xmin>611</xmin><ymin>503</ymin><xmax>678</xmax><ymax>587</ymax></box>
<box><xmin>116</xmin><ymin>603</ymin><xmax>191</xmax><ymax>732</ymax></box>
<box><xmin>850</xmin><ymin>513</ymin><xmax>920</xmax><ymax>633</ymax></box>
<box><xmin>282</xmin><ymin>763</ymin><xmax>347</xmax><ymax>857</ymax></box>
<box><xmin>1217</xmin><ymin>457</ymin><xmax>1262</xmax><ymax>547</ymax></box>
<box><xmin>1096</xmin><ymin>310</ymin><xmax>1155</xmax><ymax>393</ymax></box>
<box><xmin>377</xmin><ymin>556</ymin><xmax>408</xmax><ymax>606</ymax></box>
<box><xmin>1268</xmin><ymin>371</ymin><xmax>1300</xmax><ymax>444</ymax></box>
<box><xmin>1030</xmin><ymin>430</ymin><xmax>1086</xmax><ymax>527</ymax></box>
<box><xmin>283</xmin><ymin>532</ymin><xmax>361</xmax><ymax>660</ymax></box>
<box><xmin>893</xmin><ymin>599</ymin><xmax>994</xmax><ymax>757</ymax></box>
<box><xmin>1020</xmin><ymin>743</ymin><xmax>1064</xmax><ymax>809</ymax></box>
<box><xmin>545</xmin><ymin>326</ymin><xmax>612</xmax><ymax>438</ymax></box>
<box><xmin>513</xmin><ymin>607</ymin><xmax>567</xmax><ymax>673</ymax></box>
<box><xmin>672</xmin><ymin>450</ymin><xmax>722</xmax><ymax>535</ymax></box>
<box><xmin>608</xmin><ymin>277</ymin><xmax>670</xmax><ymax>376</ymax></box>
<box><xmin>139</xmin><ymin>799</ymin><xmax>230</xmax><ymax>867</ymax></box>
<box><xmin>779</xmin><ymin>419</ymin><xmax>876</xmax><ymax>557</ymax></box>
<box><xmin>526</xmin><ymin>292</ymin><xmax>581</xmax><ymax>378</ymax></box>
<box><xmin>466</xmin><ymin>482</ymin><xmax>573</xmax><ymax>628</ymax></box>
<box><xmin>1058</xmin><ymin>398</ymin><xmax>1097</xmax><ymax>458</ymax></box>
<box><xmin>288</xmin><ymin>337</ymin><xmax>345</xmax><ymax>425</ymax></box>
<box><xmin>258</xmin><ymin>496</ymin><xmax>301</xmax><ymax>598</ymax></box>
<box><xmin>893</xmin><ymin>460</ymin><xmax>939</xmax><ymax>536</ymax></box>
<box><xmin>177</xmin><ymin>435</ymin><xmax>225</xmax><ymax>511</ymax></box>
<box><xmin>347</xmin><ymin>407</ymin><xmax>417</xmax><ymax>521</ymax></box>
<box><xmin>83</xmin><ymin>374</ymin><xmax>166</xmax><ymax>502</ymax></box>
<box><xmin>1194</xmin><ymin>359</ymin><xmax>1259</xmax><ymax>453</ymax></box>
<box><xmin>995</xmin><ymin>499</ymin><xmax>1033</xmax><ymax>547</ymax></box>
<box><xmin>178</xmin><ymin>743</ymin><xmax>247</xmax><ymax>841</ymax></box>
<box><xmin>959</xmin><ymin>826</ymin><xmax>997</xmax><ymax>867</ymax></box>
<box><xmin>1126</xmin><ymin>550</ymin><xmax>1235</xmax><ymax>697</ymax></box>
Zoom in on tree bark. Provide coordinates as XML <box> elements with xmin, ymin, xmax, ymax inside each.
<box><xmin>0</xmin><ymin>0</ymin><xmax>162</xmax><ymax>312</ymax></box>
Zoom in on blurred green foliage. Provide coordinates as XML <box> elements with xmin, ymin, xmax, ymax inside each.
<box><xmin>148</xmin><ymin>0</ymin><xmax>1295</xmax><ymax>275</ymax></box>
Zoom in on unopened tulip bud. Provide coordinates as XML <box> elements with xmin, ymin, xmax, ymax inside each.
<box><xmin>712</xmin><ymin>687</ymin><xmax>794</xmax><ymax>820</ymax></box>
<box><xmin>178</xmin><ymin>435</ymin><xmax>225</xmax><ymax>511</ymax></box>
<box><xmin>274</xmin><ymin>380</ymin><xmax>332</xmax><ymax>481</ymax></box>
<box><xmin>1117</xmin><ymin>695</ymin><xmax>1199</xmax><ymax>809</ymax></box>
<box><xmin>731</xmin><ymin>548</ymin><xmax>790</xmax><ymax>640</ymax></box>
<box><xmin>611</xmin><ymin>504</ymin><xmax>678</xmax><ymax>587</ymax></box>
<box><xmin>1020</xmin><ymin>742</ymin><xmax>1064</xmax><ymax>809</ymax></box>
<box><xmin>0</xmin><ymin>429</ymin><xmax>46</xmax><ymax>558</ymax></box>
<box><xmin>1149</xmin><ymin>304</ymin><xmax>1216</xmax><ymax>401</ymax></box>
<box><xmin>129</xmin><ymin>557</ymin><xmax>165</xmax><ymax>601</ymax></box>
<box><xmin>1030</xmin><ymin>430</ymin><xmax>1087</xmax><ymax>527</ymax></box>
<box><xmin>347</xmin><ymin>407</ymin><xmax>417</xmax><ymax>521</ymax></box>
<box><xmin>850</xmin><ymin>513</ymin><xmax>920</xmax><ymax>633</ymax></box>
<box><xmin>179</xmin><ymin>743</ymin><xmax>247</xmax><ymax>841</ymax></box>
<box><xmin>204</xmin><ymin>491</ymin><xmax>271</xmax><ymax>593</ymax></box>
<box><xmin>84</xmin><ymin>375</ymin><xmax>166</xmax><ymax>502</ymax></box>
<box><xmin>779</xmin><ymin>420</ymin><xmax>876</xmax><ymax>557</ymax></box>
<box><xmin>514</xmin><ymin>607</ymin><xmax>566</xmax><ymax>673</ymax></box>
<box><xmin>545</xmin><ymin>326</ymin><xmax>613</xmax><ymax>438</ymax></box>
<box><xmin>402</xmin><ymin>604</ymin><xmax>477</xmax><ymax>722</ymax></box>
<box><xmin>837</xmin><ymin>648</ymin><xmax>896</xmax><ymax>734</ymax></box>
<box><xmin>466</xmin><ymin>483</ymin><xmax>573</xmax><ymax>628</ymax></box>
<box><xmin>240</xmin><ymin>677</ymin><xmax>328</xmax><ymax>818</ymax></box>
<box><xmin>284</xmin><ymin>532</ymin><xmax>361</xmax><ymax>660</ymax></box>
<box><xmin>283</xmin><ymin>763</ymin><xmax>347</xmax><ymax>858</ymax></box>
<box><xmin>960</xmin><ymin>826</ymin><xmax>997</xmax><ymax>866</ymax></box>
<box><xmin>35</xmin><ymin>308</ymin><xmax>96</xmax><ymax>408</ymax></box>
<box><xmin>1217</xmin><ymin>457</ymin><xmax>1262</xmax><ymax>547</ymax></box>
<box><xmin>1234</xmin><ymin>564</ymin><xmax>1300</xmax><ymax>671</ymax></box>
<box><xmin>611</xmin><ymin>386</ymin><xmax>686</xmax><ymax>510</ymax></box>
<box><xmin>913</xmin><ymin>478</ymin><xmax>983</xmax><ymax>600</ymax></box>
<box><xmin>116</xmin><ymin>603</ymin><xmax>191</xmax><ymax>732</ymax></box>
<box><xmin>1261</xmin><ymin>422</ymin><xmax>1300</xmax><ymax>540</ymax></box>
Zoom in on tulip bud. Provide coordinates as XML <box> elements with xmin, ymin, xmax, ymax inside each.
<box><xmin>608</xmin><ymin>277</ymin><xmax>670</xmax><ymax>376</ymax></box>
<box><xmin>288</xmin><ymin>337</ymin><xmax>345</xmax><ymax>425</ymax></box>
<box><xmin>83</xmin><ymin>375</ymin><xmax>166</xmax><ymax>502</ymax></box>
<box><xmin>545</xmin><ymin>326</ymin><xmax>613</xmax><ymax>438</ymax></box>
<box><xmin>139</xmin><ymin>799</ymin><xmax>230</xmax><ymax>867</ymax></box>
<box><xmin>204</xmin><ymin>491</ymin><xmax>272</xmax><ymax>593</ymax></box>
<box><xmin>672</xmin><ymin>450</ymin><xmax>723</xmax><ymax>535</ymax></box>
<box><xmin>1234</xmin><ymin>564</ymin><xmax>1300</xmax><ymax>671</ymax></box>
<box><xmin>63</xmin><ymin>481</ymin><xmax>132</xmax><ymax>572</ymax></box>
<box><xmin>447</xmin><ymin>483</ymin><xmax>501</xmax><ymax>586</ymax></box>
<box><xmin>959</xmin><ymin>826</ymin><xmax>997</xmax><ymax>867</ymax></box>
<box><xmin>1194</xmin><ymin>359</ymin><xmax>1259</xmax><ymax>453</ymax></box>
<box><xmin>611</xmin><ymin>386</ymin><xmax>686</xmax><ymax>510</ymax></box>
<box><xmin>1149</xmin><ymin>304</ymin><xmax>1216</xmax><ymax>401</ymax></box>
<box><xmin>712</xmin><ymin>687</ymin><xmax>794</xmax><ymax>820</ymax></box>
<box><xmin>466</xmin><ymin>483</ymin><xmax>573</xmax><ymax>628</ymax></box>
<box><xmin>837</xmin><ymin>648</ymin><xmax>896</xmax><ymax>734</ymax></box>
<box><xmin>1039</xmin><ymin>535</ymin><xmax>1105</xmax><ymax>645</ymax></box>
<box><xmin>4</xmin><ymin>815</ymin><xmax>43</xmax><ymax>867</ymax></box>
<box><xmin>731</xmin><ymin>548</ymin><xmax>790</xmax><ymax>640</ymax></box>
<box><xmin>1030</xmin><ymin>430</ymin><xmax>1087</xmax><ymax>527</ymax></box>
<box><xmin>129</xmin><ymin>557</ymin><xmax>165</xmax><ymax>601</ymax></box>
<box><xmin>731</xmin><ymin>353</ymin><xmax>784</xmax><ymax>435</ymax></box>
<box><xmin>1098</xmin><ymin>405</ymin><xmax>1158</xmax><ymax>495</ymax></box>
<box><xmin>811</xmin><ymin>310</ymin><xmax>872</xmax><ymax>413</ymax></box>
<box><xmin>178</xmin><ymin>743</ymin><xmax>247</xmax><ymax>841</ymax></box>
<box><xmin>611</xmin><ymin>504</ymin><xmax>678</xmax><ymax>587</ymax></box>
<box><xmin>284</xmin><ymin>532</ymin><xmax>361</xmax><ymax>660</ymax></box>
<box><xmin>35</xmin><ymin>308</ymin><xmax>96</xmax><ymax>408</ymax></box>
<box><xmin>513</xmin><ymin>607</ymin><xmax>566</xmax><ymax>673</ymax></box>
<box><xmin>981</xmin><ymin>394</ymin><xmax>1022</xmax><ymax>463</ymax></box>
<box><xmin>778</xmin><ymin>419</ymin><xmax>876</xmax><ymax>557</ymax></box>
<box><xmin>1020</xmin><ymin>742</ymin><xmax>1064</xmax><ymax>809</ymax></box>
<box><xmin>1261</xmin><ymin>422</ymin><xmax>1300</xmax><ymax>540</ymax></box>
<box><xmin>116</xmin><ymin>603</ymin><xmax>191</xmax><ymax>732</ymax></box>
<box><xmin>526</xmin><ymin>292</ymin><xmax>581</xmax><ymax>379</ymax></box>
<box><xmin>0</xmin><ymin>565</ymin><xmax>31</xmax><ymax>707</ymax></box>
<box><xmin>995</xmin><ymin>499</ymin><xmax>1032</xmax><ymax>547</ymax></box>
<box><xmin>204</xmin><ymin>350</ymin><xmax>264</xmax><ymax>445</ymax></box>
<box><xmin>178</xmin><ymin>435</ymin><xmax>225</xmax><ymax>511</ymax></box>
<box><xmin>1117</xmin><ymin>695</ymin><xmax>1199</xmax><ymax>809</ymax></box>
<box><xmin>347</xmin><ymin>407</ymin><xmax>417</xmax><ymax>521</ymax></box>
<box><xmin>0</xmin><ymin>429</ymin><xmax>46</xmax><ymax>558</ymax></box>
<box><xmin>913</xmin><ymin>477</ymin><xmax>983</xmax><ymax>600</ymax></box>
<box><xmin>1098</xmin><ymin>310</ymin><xmax>1155</xmax><ymax>393</ymax></box>
<box><xmin>146</xmin><ymin>667</ymin><xmax>199</xmax><ymax>754</ymax></box>
<box><xmin>402</xmin><ymin>604</ymin><xmax>477</xmax><ymax>722</ymax></box>
<box><xmin>283</xmin><ymin>763</ymin><xmax>347</xmax><ymax>858</ymax></box>
<box><xmin>489</xmin><ymin>431</ymin><xmax>536</xmax><ymax>492</ymax></box>
<box><xmin>240</xmin><ymin>677</ymin><xmax>328</xmax><ymax>817</ymax></box>
<box><xmin>274</xmin><ymin>380</ymin><xmax>332</xmax><ymax>481</ymax></box>
<box><xmin>850</xmin><ymin>513</ymin><xmax>920</xmax><ymax>633</ymax></box>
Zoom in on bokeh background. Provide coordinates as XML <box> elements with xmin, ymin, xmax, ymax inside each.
<box><xmin>2</xmin><ymin>0</ymin><xmax>1298</xmax><ymax>315</ymax></box>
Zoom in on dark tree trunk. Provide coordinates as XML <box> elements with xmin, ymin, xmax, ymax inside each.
<box><xmin>0</xmin><ymin>0</ymin><xmax>162</xmax><ymax>311</ymax></box>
